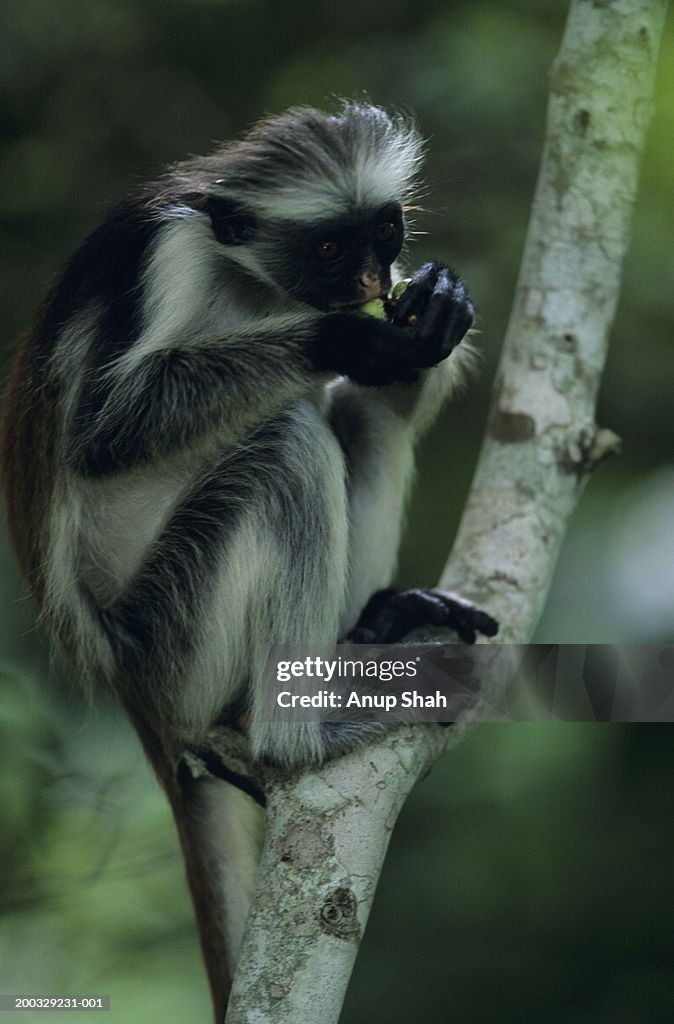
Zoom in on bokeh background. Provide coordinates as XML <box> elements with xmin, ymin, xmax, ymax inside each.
<box><xmin>1</xmin><ymin>2</ymin><xmax>672</xmax><ymax>1022</ymax></box>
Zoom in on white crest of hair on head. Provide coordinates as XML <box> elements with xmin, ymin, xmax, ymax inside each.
<box><xmin>227</xmin><ymin>102</ymin><xmax>426</xmax><ymax>223</ymax></box>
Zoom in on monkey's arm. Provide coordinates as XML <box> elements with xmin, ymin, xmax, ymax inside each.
<box><xmin>67</xmin><ymin>318</ymin><xmax>319</xmax><ymax>476</ymax></box>
<box><xmin>58</xmin><ymin>201</ymin><xmax>468</xmax><ymax>477</ymax></box>
<box><xmin>325</xmin><ymin>261</ymin><xmax>495</xmax><ymax>644</ymax></box>
<box><xmin>66</xmin><ymin>307</ymin><xmax>451</xmax><ymax>477</ymax></box>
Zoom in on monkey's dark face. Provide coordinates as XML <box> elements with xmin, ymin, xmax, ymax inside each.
<box><xmin>264</xmin><ymin>202</ymin><xmax>405</xmax><ymax>311</ymax></box>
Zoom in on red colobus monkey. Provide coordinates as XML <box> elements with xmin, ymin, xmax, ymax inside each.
<box><xmin>1</xmin><ymin>103</ymin><xmax>496</xmax><ymax>1017</ymax></box>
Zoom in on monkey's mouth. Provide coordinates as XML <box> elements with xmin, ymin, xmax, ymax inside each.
<box><xmin>329</xmin><ymin>291</ymin><xmax>388</xmax><ymax>311</ymax></box>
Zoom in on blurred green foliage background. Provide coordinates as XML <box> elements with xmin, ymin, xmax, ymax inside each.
<box><xmin>1</xmin><ymin>1</ymin><xmax>672</xmax><ymax>1022</ymax></box>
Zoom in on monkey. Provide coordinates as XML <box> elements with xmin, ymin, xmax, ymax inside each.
<box><xmin>0</xmin><ymin>103</ymin><xmax>497</xmax><ymax>1018</ymax></box>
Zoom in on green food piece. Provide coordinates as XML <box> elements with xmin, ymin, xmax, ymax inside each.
<box><xmin>359</xmin><ymin>298</ymin><xmax>387</xmax><ymax>319</ymax></box>
<box><xmin>391</xmin><ymin>280</ymin><xmax>409</xmax><ymax>301</ymax></box>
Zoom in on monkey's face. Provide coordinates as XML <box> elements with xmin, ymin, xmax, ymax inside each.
<box><xmin>263</xmin><ymin>203</ymin><xmax>405</xmax><ymax>311</ymax></box>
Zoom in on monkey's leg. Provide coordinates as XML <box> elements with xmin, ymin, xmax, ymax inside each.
<box><xmin>327</xmin><ymin>368</ymin><xmax>498</xmax><ymax>645</ymax></box>
<box><xmin>94</xmin><ymin>401</ymin><xmax>349</xmax><ymax>1018</ymax></box>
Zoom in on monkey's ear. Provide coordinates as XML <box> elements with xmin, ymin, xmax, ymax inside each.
<box><xmin>206</xmin><ymin>193</ymin><xmax>256</xmax><ymax>246</ymax></box>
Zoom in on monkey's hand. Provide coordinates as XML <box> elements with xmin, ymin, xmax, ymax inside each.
<box><xmin>313</xmin><ymin>311</ymin><xmax>426</xmax><ymax>385</ymax></box>
<box><xmin>391</xmin><ymin>262</ymin><xmax>475</xmax><ymax>362</ymax></box>
<box><xmin>313</xmin><ymin>263</ymin><xmax>474</xmax><ymax>386</ymax></box>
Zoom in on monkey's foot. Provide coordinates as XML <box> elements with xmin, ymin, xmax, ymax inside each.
<box><xmin>347</xmin><ymin>587</ymin><xmax>499</xmax><ymax>645</ymax></box>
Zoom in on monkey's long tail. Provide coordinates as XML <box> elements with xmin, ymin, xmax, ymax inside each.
<box><xmin>164</xmin><ymin>772</ymin><xmax>264</xmax><ymax>1022</ymax></box>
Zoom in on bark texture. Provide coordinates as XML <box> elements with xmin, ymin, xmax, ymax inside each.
<box><xmin>441</xmin><ymin>0</ymin><xmax>668</xmax><ymax>641</ymax></box>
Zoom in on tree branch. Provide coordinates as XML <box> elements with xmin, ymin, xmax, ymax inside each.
<box><xmin>223</xmin><ymin>3</ymin><xmax>668</xmax><ymax>1021</ymax></box>
<box><xmin>441</xmin><ymin>0</ymin><xmax>669</xmax><ymax>642</ymax></box>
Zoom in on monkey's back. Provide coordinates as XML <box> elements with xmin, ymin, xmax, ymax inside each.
<box><xmin>1</xmin><ymin>311</ymin><xmax>57</xmax><ymax>610</ymax></box>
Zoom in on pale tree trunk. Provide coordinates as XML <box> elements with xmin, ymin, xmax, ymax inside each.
<box><xmin>224</xmin><ymin>2</ymin><xmax>669</xmax><ymax>1021</ymax></box>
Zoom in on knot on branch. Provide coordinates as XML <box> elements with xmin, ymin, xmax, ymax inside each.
<box><xmin>560</xmin><ymin>425</ymin><xmax>623</xmax><ymax>477</ymax></box>
<box><xmin>320</xmin><ymin>887</ymin><xmax>360</xmax><ymax>942</ymax></box>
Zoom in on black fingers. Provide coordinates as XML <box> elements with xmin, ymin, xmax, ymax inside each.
<box><xmin>347</xmin><ymin>587</ymin><xmax>498</xmax><ymax>645</ymax></box>
<box><xmin>393</xmin><ymin>262</ymin><xmax>438</xmax><ymax>325</ymax></box>
<box><xmin>426</xmin><ymin>589</ymin><xmax>499</xmax><ymax>644</ymax></box>
<box><xmin>393</xmin><ymin>262</ymin><xmax>475</xmax><ymax>364</ymax></box>
<box><xmin>421</xmin><ymin>271</ymin><xmax>474</xmax><ymax>358</ymax></box>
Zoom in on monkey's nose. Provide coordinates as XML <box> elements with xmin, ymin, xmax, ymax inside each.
<box><xmin>359</xmin><ymin>269</ymin><xmax>381</xmax><ymax>300</ymax></box>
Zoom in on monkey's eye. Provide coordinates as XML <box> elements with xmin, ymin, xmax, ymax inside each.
<box><xmin>375</xmin><ymin>222</ymin><xmax>397</xmax><ymax>244</ymax></box>
<box><xmin>316</xmin><ymin>240</ymin><xmax>341</xmax><ymax>261</ymax></box>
